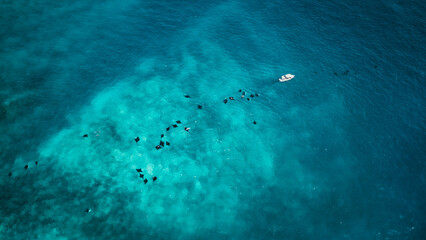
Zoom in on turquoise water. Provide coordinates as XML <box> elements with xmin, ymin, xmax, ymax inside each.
<box><xmin>1</xmin><ymin>0</ymin><xmax>425</xmax><ymax>239</ymax></box>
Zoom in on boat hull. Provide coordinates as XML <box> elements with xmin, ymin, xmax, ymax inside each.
<box><xmin>278</xmin><ymin>74</ymin><xmax>294</xmax><ymax>82</ymax></box>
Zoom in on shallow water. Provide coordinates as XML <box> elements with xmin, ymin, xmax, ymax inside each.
<box><xmin>1</xmin><ymin>0</ymin><xmax>425</xmax><ymax>239</ymax></box>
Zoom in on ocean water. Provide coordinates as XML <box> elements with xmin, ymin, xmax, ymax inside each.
<box><xmin>0</xmin><ymin>0</ymin><xmax>425</xmax><ymax>239</ymax></box>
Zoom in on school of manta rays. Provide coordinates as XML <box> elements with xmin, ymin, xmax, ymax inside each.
<box><xmin>6</xmin><ymin>88</ymin><xmax>261</xmax><ymax>213</ymax></box>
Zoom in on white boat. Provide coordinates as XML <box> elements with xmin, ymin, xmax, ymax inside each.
<box><xmin>279</xmin><ymin>74</ymin><xmax>295</xmax><ymax>82</ymax></box>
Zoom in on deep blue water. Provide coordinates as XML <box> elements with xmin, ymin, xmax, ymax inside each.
<box><xmin>1</xmin><ymin>0</ymin><xmax>425</xmax><ymax>239</ymax></box>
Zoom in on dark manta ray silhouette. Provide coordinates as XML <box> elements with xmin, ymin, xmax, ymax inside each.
<box><xmin>140</xmin><ymin>174</ymin><xmax>144</xmax><ymax>178</ymax></box>
<box><xmin>160</xmin><ymin>141</ymin><xmax>165</xmax><ymax>147</ymax></box>
<box><xmin>176</xmin><ymin>120</ymin><xmax>182</xmax><ymax>124</ymax></box>
<box><xmin>161</xmin><ymin>134</ymin><xmax>164</xmax><ymax>138</ymax></box>
<box><xmin>83</xmin><ymin>134</ymin><xmax>88</xmax><ymax>138</ymax></box>
<box><xmin>166</xmin><ymin>141</ymin><xmax>170</xmax><ymax>146</ymax></box>
<box><xmin>136</xmin><ymin>169</ymin><xmax>143</xmax><ymax>173</ymax></box>
<box><xmin>8</xmin><ymin>172</ymin><xmax>12</xmax><ymax>177</ymax></box>
<box><xmin>172</xmin><ymin>124</ymin><xmax>178</xmax><ymax>128</ymax></box>
<box><xmin>198</xmin><ymin>105</ymin><xmax>203</xmax><ymax>109</ymax></box>
<box><xmin>24</xmin><ymin>165</ymin><xmax>28</xmax><ymax>170</ymax></box>
<box><xmin>153</xmin><ymin>176</ymin><xmax>157</xmax><ymax>182</ymax></box>
<box><xmin>253</xmin><ymin>120</ymin><xmax>257</xmax><ymax>125</ymax></box>
<box><xmin>155</xmin><ymin>145</ymin><xmax>161</xmax><ymax>150</ymax></box>
<box><xmin>135</xmin><ymin>137</ymin><xmax>140</xmax><ymax>143</ymax></box>
<box><xmin>144</xmin><ymin>179</ymin><xmax>148</xmax><ymax>184</ymax></box>
<box><xmin>166</xmin><ymin>127</ymin><xmax>170</xmax><ymax>131</ymax></box>
<box><xmin>223</xmin><ymin>99</ymin><xmax>228</xmax><ymax>104</ymax></box>
<box><xmin>184</xmin><ymin>95</ymin><xmax>191</xmax><ymax>98</ymax></box>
